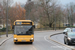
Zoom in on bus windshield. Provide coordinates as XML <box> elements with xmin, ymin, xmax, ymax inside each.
<box><xmin>14</xmin><ymin>25</ymin><xmax>33</xmax><ymax>35</ymax></box>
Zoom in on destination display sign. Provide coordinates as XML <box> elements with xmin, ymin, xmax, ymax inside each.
<box><xmin>15</xmin><ymin>22</ymin><xmax>32</xmax><ymax>25</ymax></box>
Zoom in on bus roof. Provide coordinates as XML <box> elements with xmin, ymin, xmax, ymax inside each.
<box><xmin>15</xmin><ymin>20</ymin><xmax>32</xmax><ymax>22</ymax></box>
<box><xmin>14</xmin><ymin>20</ymin><xmax>34</xmax><ymax>25</ymax></box>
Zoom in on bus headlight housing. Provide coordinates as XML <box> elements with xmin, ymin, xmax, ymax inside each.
<box><xmin>30</xmin><ymin>38</ymin><xmax>34</xmax><ymax>40</ymax></box>
<box><xmin>14</xmin><ymin>38</ymin><xmax>17</xmax><ymax>40</ymax></box>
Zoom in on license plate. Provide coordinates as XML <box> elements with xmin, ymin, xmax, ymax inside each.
<box><xmin>22</xmin><ymin>40</ymin><xmax>26</xmax><ymax>42</ymax></box>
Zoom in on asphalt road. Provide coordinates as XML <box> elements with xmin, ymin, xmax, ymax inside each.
<box><xmin>51</xmin><ymin>34</ymin><xmax>64</xmax><ymax>44</ymax></box>
<box><xmin>0</xmin><ymin>31</ymin><xmax>70</xmax><ymax>50</ymax></box>
<box><xmin>51</xmin><ymin>33</ymin><xmax>75</xmax><ymax>48</ymax></box>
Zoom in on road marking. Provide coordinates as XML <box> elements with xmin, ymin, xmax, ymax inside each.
<box><xmin>32</xmin><ymin>46</ymin><xmax>37</xmax><ymax>50</ymax></box>
<box><xmin>0</xmin><ymin>36</ymin><xmax>13</xmax><ymax>46</ymax></box>
<box><xmin>44</xmin><ymin>35</ymin><xmax>64</xmax><ymax>49</ymax></box>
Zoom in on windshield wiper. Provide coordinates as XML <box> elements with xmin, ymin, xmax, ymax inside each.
<box><xmin>17</xmin><ymin>34</ymin><xmax>22</xmax><ymax>35</ymax></box>
<box><xmin>17</xmin><ymin>34</ymin><xmax>31</xmax><ymax>35</ymax></box>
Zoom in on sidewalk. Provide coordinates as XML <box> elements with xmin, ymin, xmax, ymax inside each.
<box><xmin>0</xmin><ymin>34</ymin><xmax>13</xmax><ymax>46</ymax></box>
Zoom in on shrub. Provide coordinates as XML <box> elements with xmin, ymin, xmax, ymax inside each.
<box><xmin>1</xmin><ymin>28</ymin><xmax>6</xmax><ymax>32</ymax></box>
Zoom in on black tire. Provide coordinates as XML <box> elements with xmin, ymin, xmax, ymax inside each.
<box><xmin>64</xmin><ymin>38</ymin><xmax>66</xmax><ymax>44</ymax></box>
<box><xmin>14</xmin><ymin>42</ymin><xmax>17</xmax><ymax>44</ymax></box>
<box><xmin>30</xmin><ymin>42</ymin><xmax>33</xmax><ymax>44</ymax></box>
<box><xmin>66</xmin><ymin>40</ymin><xmax>71</xmax><ymax>45</ymax></box>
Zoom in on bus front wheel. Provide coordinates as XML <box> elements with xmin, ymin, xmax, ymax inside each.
<box><xmin>30</xmin><ymin>42</ymin><xmax>33</xmax><ymax>44</ymax></box>
<box><xmin>14</xmin><ymin>42</ymin><xmax>17</xmax><ymax>44</ymax></box>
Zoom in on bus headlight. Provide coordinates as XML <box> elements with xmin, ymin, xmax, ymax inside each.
<box><xmin>14</xmin><ymin>38</ymin><xmax>17</xmax><ymax>40</ymax></box>
<box><xmin>30</xmin><ymin>38</ymin><xmax>34</xmax><ymax>40</ymax></box>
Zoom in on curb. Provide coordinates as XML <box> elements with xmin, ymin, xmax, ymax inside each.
<box><xmin>0</xmin><ymin>36</ymin><xmax>13</xmax><ymax>46</ymax></box>
<box><xmin>49</xmin><ymin>32</ymin><xmax>75</xmax><ymax>50</ymax></box>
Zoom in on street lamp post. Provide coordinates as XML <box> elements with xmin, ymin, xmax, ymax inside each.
<box><xmin>53</xmin><ymin>5</ymin><xmax>56</xmax><ymax>31</ymax></box>
<box><xmin>6</xmin><ymin>0</ymin><xmax>8</xmax><ymax>37</ymax></box>
<box><xmin>54</xmin><ymin>12</ymin><xmax>56</xmax><ymax>31</ymax></box>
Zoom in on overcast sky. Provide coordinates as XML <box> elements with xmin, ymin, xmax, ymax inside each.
<box><xmin>13</xmin><ymin>0</ymin><xmax>27</xmax><ymax>4</ymax></box>
<box><xmin>13</xmin><ymin>0</ymin><xmax>75</xmax><ymax>5</ymax></box>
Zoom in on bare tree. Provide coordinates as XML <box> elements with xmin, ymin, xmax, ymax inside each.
<box><xmin>24</xmin><ymin>1</ymin><xmax>34</xmax><ymax>19</ymax></box>
<box><xmin>37</xmin><ymin>0</ymin><xmax>58</xmax><ymax>27</ymax></box>
<box><xmin>65</xmin><ymin>3</ymin><xmax>75</xmax><ymax>26</ymax></box>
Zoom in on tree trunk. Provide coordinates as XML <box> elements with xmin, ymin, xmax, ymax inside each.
<box><xmin>49</xmin><ymin>23</ymin><xmax>52</xmax><ymax>27</ymax></box>
<box><xmin>59</xmin><ymin>20</ymin><xmax>60</xmax><ymax>29</ymax></box>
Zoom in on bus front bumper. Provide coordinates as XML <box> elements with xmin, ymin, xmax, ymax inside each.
<box><xmin>14</xmin><ymin>38</ymin><xmax>34</xmax><ymax>42</ymax></box>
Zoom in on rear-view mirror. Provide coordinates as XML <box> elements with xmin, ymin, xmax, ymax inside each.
<box><xmin>65</xmin><ymin>33</ymin><xmax>67</xmax><ymax>35</ymax></box>
<box><xmin>33</xmin><ymin>25</ymin><xmax>35</xmax><ymax>28</ymax></box>
<box><xmin>63</xmin><ymin>32</ymin><xmax>66</xmax><ymax>34</ymax></box>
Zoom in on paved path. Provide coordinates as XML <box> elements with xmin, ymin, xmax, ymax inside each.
<box><xmin>0</xmin><ymin>34</ymin><xmax>13</xmax><ymax>43</ymax></box>
<box><xmin>0</xmin><ymin>30</ymin><xmax>71</xmax><ymax>50</ymax></box>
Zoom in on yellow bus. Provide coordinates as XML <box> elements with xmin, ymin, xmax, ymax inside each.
<box><xmin>12</xmin><ymin>20</ymin><xmax>35</xmax><ymax>44</ymax></box>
